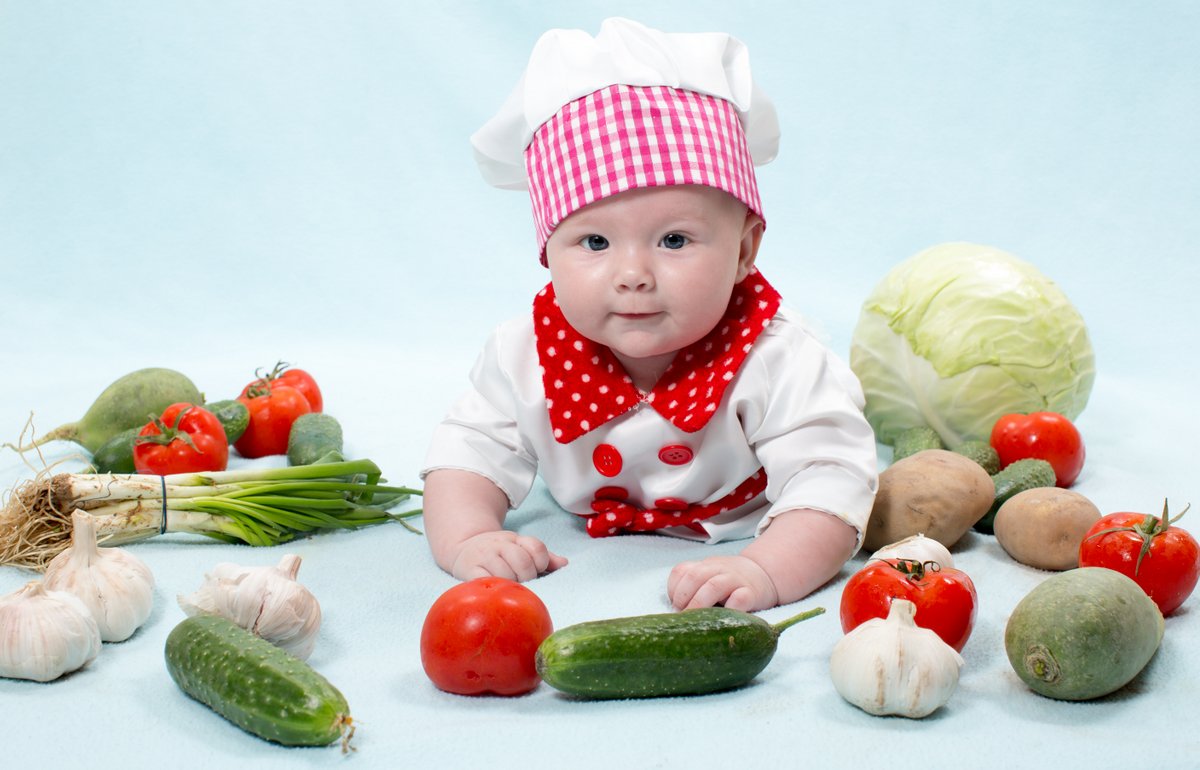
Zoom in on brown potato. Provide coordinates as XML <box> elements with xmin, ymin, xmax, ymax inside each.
<box><xmin>993</xmin><ymin>487</ymin><xmax>1102</xmax><ymax>571</ymax></box>
<box><xmin>863</xmin><ymin>449</ymin><xmax>994</xmax><ymax>551</ymax></box>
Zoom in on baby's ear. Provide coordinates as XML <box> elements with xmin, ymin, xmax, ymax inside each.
<box><xmin>736</xmin><ymin>211</ymin><xmax>765</xmax><ymax>280</ymax></box>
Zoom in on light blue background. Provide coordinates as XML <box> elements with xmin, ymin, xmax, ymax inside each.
<box><xmin>2</xmin><ymin>3</ymin><xmax>1198</xmax><ymax>768</ymax></box>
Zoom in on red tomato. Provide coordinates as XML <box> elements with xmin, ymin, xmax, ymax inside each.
<box><xmin>1078</xmin><ymin>501</ymin><xmax>1200</xmax><ymax>615</ymax></box>
<box><xmin>990</xmin><ymin>411</ymin><xmax>1085</xmax><ymax>487</ymax></box>
<box><xmin>240</xmin><ymin>362</ymin><xmax>323</xmax><ymax>413</ymax></box>
<box><xmin>133</xmin><ymin>403</ymin><xmax>229</xmax><ymax>475</ymax></box>
<box><xmin>234</xmin><ymin>383</ymin><xmax>312</xmax><ymax>458</ymax></box>
<box><xmin>420</xmin><ymin>577</ymin><xmax>554</xmax><ymax>696</ymax></box>
<box><xmin>840</xmin><ymin>558</ymin><xmax>977</xmax><ymax>652</ymax></box>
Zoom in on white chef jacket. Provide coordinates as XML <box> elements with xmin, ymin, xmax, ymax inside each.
<box><xmin>422</xmin><ymin>284</ymin><xmax>879</xmax><ymax>547</ymax></box>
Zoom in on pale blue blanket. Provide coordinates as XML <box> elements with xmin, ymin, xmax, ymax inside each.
<box><xmin>2</xmin><ymin>3</ymin><xmax>1197</xmax><ymax>768</ymax></box>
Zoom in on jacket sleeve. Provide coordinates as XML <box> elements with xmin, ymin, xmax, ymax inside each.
<box><xmin>740</xmin><ymin>313</ymin><xmax>880</xmax><ymax>547</ymax></box>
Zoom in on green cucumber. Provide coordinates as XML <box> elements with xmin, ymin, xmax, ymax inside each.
<box><xmin>1005</xmin><ymin>567</ymin><xmax>1163</xmax><ymax>701</ymax></box>
<box><xmin>952</xmin><ymin>440</ymin><xmax>1001</xmax><ymax>475</ymax></box>
<box><xmin>287</xmin><ymin>413</ymin><xmax>344</xmax><ymax>466</ymax></box>
<box><xmin>535</xmin><ymin>605</ymin><xmax>824</xmax><ymax>699</ymax></box>
<box><xmin>203</xmin><ymin>399</ymin><xmax>250</xmax><ymax>443</ymax></box>
<box><xmin>974</xmin><ymin>458</ymin><xmax>1057</xmax><ymax>534</ymax></box>
<box><xmin>11</xmin><ymin>367</ymin><xmax>202</xmax><ymax>453</ymax></box>
<box><xmin>165</xmin><ymin>615</ymin><xmax>352</xmax><ymax>748</ymax></box>
<box><xmin>892</xmin><ymin>426</ymin><xmax>944</xmax><ymax>462</ymax></box>
<box><xmin>90</xmin><ymin>427</ymin><xmax>139</xmax><ymax>473</ymax></box>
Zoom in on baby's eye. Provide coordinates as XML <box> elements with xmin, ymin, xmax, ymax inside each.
<box><xmin>660</xmin><ymin>233</ymin><xmax>688</xmax><ymax>250</ymax></box>
<box><xmin>582</xmin><ymin>234</ymin><xmax>609</xmax><ymax>251</ymax></box>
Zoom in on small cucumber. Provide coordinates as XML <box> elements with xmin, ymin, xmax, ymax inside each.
<box><xmin>90</xmin><ymin>427</ymin><xmax>139</xmax><ymax>473</ymax></box>
<box><xmin>165</xmin><ymin>615</ymin><xmax>352</xmax><ymax>748</ymax></box>
<box><xmin>287</xmin><ymin>413</ymin><xmax>344</xmax><ymax>466</ymax></box>
<box><xmin>952</xmin><ymin>440</ymin><xmax>1001</xmax><ymax>474</ymax></box>
<box><xmin>203</xmin><ymin>399</ymin><xmax>250</xmax><ymax>443</ymax></box>
<box><xmin>892</xmin><ymin>426</ymin><xmax>944</xmax><ymax>462</ymax></box>
<box><xmin>974</xmin><ymin>458</ymin><xmax>1057</xmax><ymax>534</ymax></box>
<box><xmin>1005</xmin><ymin>567</ymin><xmax>1163</xmax><ymax>701</ymax></box>
<box><xmin>535</xmin><ymin>606</ymin><xmax>824</xmax><ymax>699</ymax></box>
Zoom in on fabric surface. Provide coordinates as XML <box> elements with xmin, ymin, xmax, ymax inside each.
<box><xmin>2</xmin><ymin>3</ymin><xmax>1198</xmax><ymax>769</ymax></box>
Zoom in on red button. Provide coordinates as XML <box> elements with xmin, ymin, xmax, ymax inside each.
<box><xmin>654</xmin><ymin>497</ymin><xmax>689</xmax><ymax>511</ymax></box>
<box><xmin>595</xmin><ymin>486</ymin><xmax>629</xmax><ymax>501</ymax></box>
<box><xmin>593</xmin><ymin>444</ymin><xmax>623</xmax><ymax>477</ymax></box>
<box><xmin>658</xmin><ymin>445</ymin><xmax>694</xmax><ymax>465</ymax></box>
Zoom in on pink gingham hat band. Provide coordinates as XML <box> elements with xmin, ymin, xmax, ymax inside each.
<box><xmin>525</xmin><ymin>84</ymin><xmax>764</xmax><ymax>261</ymax></box>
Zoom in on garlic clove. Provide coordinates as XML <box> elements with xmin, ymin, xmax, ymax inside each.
<box><xmin>177</xmin><ymin>553</ymin><xmax>321</xmax><ymax>659</ymax></box>
<box><xmin>0</xmin><ymin>581</ymin><xmax>101</xmax><ymax>682</ymax></box>
<box><xmin>44</xmin><ymin>510</ymin><xmax>155</xmax><ymax>642</ymax></box>
<box><xmin>869</xmin><ymin>534</ymin><xmax>955</xmax><ymax>569</ymax></box>
<box><xmin>830</xmin><ymin>599</ymin><xmax>965</xmax><ymax>719</ymax></box>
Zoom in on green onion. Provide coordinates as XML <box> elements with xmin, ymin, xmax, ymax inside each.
<box><xmin>0</xmin><ymin>459</ymin><xmax>422</xmax><ymax>570</ymax></box>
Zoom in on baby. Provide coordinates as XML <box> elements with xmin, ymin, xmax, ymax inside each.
<box><xmin>421</xmin><ymin>18</ymin><xmax>878</xmax><ymax>611</ymax></box>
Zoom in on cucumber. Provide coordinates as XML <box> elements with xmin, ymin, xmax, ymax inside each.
<box><xmin>14</xmin><ymin>367</ymin><xmax>202</xmax><ymax>453</ymax></box>
<box><xmin>90</xmin><ymin>427</ymin><xmax>139</xmax><ymax>473</ymax></box>
<box><xmin>974</xmin><ymin>458</ymin><xmax>1057</xmax><ymax>534</ymax></box>
<box><xmin>165</xmin><ymin>615</ymin><xmax>352</xmax><ymax>748</ymax></box>
<box><xmin>287</xmin><ymin>413</ymin><xmax>344</xmax><ymax>466</ymax></box>
<box><xmin>203</xmin><ymin>399</ymin><xmax>250</xmax><ymax>443</ymax></box>
<box><xmin>892</xmin><ymin>426</ymin><xmax>944</xmax><ymax>462</ymax></box>
<box><xmin>1005</xmin><ymin>567</ymin><xmax>1163</xmax><ymax>701</ymax></box>
<box><xmin>951</xmin><ymin>440</ymin><xmax>1001</xmax><ymax>475</ymax></box>
<box><xmin>535</xmin><ymin>606</ymin><xmax>824</xmax><ymax>699</ymax></box>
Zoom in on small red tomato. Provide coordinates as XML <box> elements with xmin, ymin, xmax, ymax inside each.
<box><xmin>420</xmin><ymin>577</ymin><xmax>554</xmax><ymax>696</ymax></box>
<box><xmin>840</xmin><ymin>558</ymin><xmax>977</xmax><ymax>652</ymax></box>
<box><xmin>990</xmin><ymin>411</ymin><xmax>1085</xmax><ymax>487</ymax></box>
<box><xmin>1078</xmin><ymin>501</ymin><xmax>1200</xmax><ymax>615</ymax></box>
<box><xmin>133</xmin><ymin>403</ymin><xmax>229</xmax><ymax>475</ymax></box>
<box><xmin>240</xmin><ymin>361</ymin><xmax>323</xmax><ymax>413</ymax></box>
<box><xmin>234</xmin><ymin>383</ymin><xmax>312</xmax><ymax>458</ymax></box>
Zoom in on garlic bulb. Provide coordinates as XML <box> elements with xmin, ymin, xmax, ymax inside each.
<box><xmin>0</xmin><ymin>580</ymin><xmax>102</xmax><ymax>682</ymax></box>
<box><xmin>178</xmin><ymin>553</ymin><xmax>321</xmax><ymax>659</ymax></box>
<box><xmin>870</xmin><ymin>534</ymin><xmax>955</xmax><ymax>569</ymax></box>
<box><xmin>830</xmin><ymin>599</ymin><xmax>964</xmax><ymax>718</ymax></box>
<box><xmin>43</xmin><ymin>510</ymin><xmax>155</xmax><ymax>642</ymax></box>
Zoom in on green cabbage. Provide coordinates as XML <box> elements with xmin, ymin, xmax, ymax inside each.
<box><xmin>849</xmin><ymin>242</ymin><xmax>1095</xmax><ymax>447</ymax></box>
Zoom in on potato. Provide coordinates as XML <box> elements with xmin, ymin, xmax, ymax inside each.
<box><xmin>994</xmin><ymin>487</ymin><xmax>1102</xmax><ymax>571</ymax></box>
<box><xmin>863</xmin><ymin>449</ymin><xmax>994</xmax><ymax>551</ymax></box>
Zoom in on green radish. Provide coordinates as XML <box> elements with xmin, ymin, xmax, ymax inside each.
<box><xmin>287</xmin><ymin>413</ymin><xmax>345</xmax><ymax>466</ymax></box>
<box><xmin>1005</xmin><ymin>567</ymin><xmax>1163</xmax><ymax>701</ymax></box>
<box><xmin>165</xmin><ymin>615</ymin><xmax>353</xmax><ymax>748</ymax></box>
<box><xmin>535</xmin><ymin>605</ymin><xmax>824</xmax><ymax>699</ymax></box>
<box><xmin>203</xmin><ymin>399</ymin><xmax>250</xmax><ymax>443</ymax></box>
<box><xmin>6</xmin><ymin>367</ymin><xmax>202</xmax><ymax>454</ymax></box>
<box><xmin>974</xmin><ymin>458</ymin><xmax>1057</xmax><ymax>534</ymax></box>
<box><xmin>892</xmin><ymin>426</ymin><xmax>944</xmax><ymax>461</ymax></box>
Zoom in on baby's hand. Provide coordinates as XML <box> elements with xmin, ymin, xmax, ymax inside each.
<box><xmin>450</xmin><ymin>531</ymin><xmax>568</xmax><ymax>583</ymax></box>
<box><xmin>667</xmin><ymin>555</ymin><xmax>779</xmax><ymax>612</ymax></box>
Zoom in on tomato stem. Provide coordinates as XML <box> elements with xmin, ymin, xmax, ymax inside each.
<box><xmin>1083</xmin><ymin>499</ymin><xmax>1191</xmax><ymax>575</ymax></box>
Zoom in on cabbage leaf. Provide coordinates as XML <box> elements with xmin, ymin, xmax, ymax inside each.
<box><xmin>849</xmin><ymin>242</ymin><xmax>1095</xmax><ymax>447</ymax></box>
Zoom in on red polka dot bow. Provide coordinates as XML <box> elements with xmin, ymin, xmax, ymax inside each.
<box><xmin>534</xmin><ymin>270</ymin><xmax>782</xmax><ymax>444</ymax></box>
<box><xmin>584</xmin><ymin>469</ymin><xmax>769</xmax><ymax>537</ymax></box>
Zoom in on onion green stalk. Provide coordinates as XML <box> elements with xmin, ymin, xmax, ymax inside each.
<box><xmin>0</xmin><ymin>459</ymin><xmax>422</xmax><ymax>570</ymax></box>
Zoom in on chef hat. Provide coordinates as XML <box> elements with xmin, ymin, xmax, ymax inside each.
<box><xmin>470</xmin><ymin>17</ymin><xmax>781</xmax><ymax>261</ymax></box>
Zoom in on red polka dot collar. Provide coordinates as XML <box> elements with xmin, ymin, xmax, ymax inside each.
<box><xmin>533</xmin><ymin>269</ymin><xmax>782</xmax><ymax>444</ymax></box>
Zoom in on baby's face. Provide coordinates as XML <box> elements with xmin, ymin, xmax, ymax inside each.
<box><xmin>545</xmin><ymin>185</ymin><xmax>760</xmax><ymax>384</ymax></box>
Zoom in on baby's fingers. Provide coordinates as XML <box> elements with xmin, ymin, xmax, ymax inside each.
<box><xmin>514</xmin><ymin>535</ymin><xmax>568</xmax><ymax>577</ymax></box>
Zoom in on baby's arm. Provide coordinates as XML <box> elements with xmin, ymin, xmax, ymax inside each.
<box><xmin>423</xmin><ymin>469</ymin><xmax>568</xmax><ymax>582</ymax></box>
<box><xmin>667</xmin><ymin>509</ymin><xmax>857</xmax><ymax>611</ymax></box>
